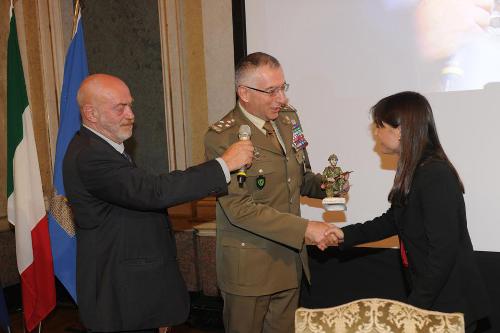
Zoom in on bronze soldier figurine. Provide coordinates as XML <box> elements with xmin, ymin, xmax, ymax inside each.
<box><xmin>321</xmin><ymin>153</ymin><xmax>351</xmax><ymax>198</ymax></box>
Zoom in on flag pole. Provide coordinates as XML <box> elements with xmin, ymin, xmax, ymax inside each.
<box><xmin>10</xmin><ymin>4</ymin><xmax>26</xmax><ymax>332</ymax></box>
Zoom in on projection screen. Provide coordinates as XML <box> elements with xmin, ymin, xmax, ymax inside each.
<box><xmin>245</xmin><ymin>0</ymin><xmax>500</xmax><ymax>252</ymax></box>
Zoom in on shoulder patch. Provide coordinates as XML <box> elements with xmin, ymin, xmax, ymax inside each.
<box><xmin>280</xmin><ymin>104</ymin><xmax>298</xmax><ymax>113</ymax></box>
<box><xmin>209</xmin><ymin>117</ymin><xmax>237</xmax><ymax>133</ymax></box>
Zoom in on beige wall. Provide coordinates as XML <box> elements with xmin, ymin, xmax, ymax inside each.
<box><xmin>202</xmin><ymin>0</ymin><xmax>236</xmax><ymax>126</ymax></box>
<box><xmin>177</xmin><ymin>0</ymin><xmax>235</xmax><ymax>165</ymax></box>
<box><xmin>179</xmin><ymin>0</ymin><xmax>209</xmax><ymax>166</ymax></box>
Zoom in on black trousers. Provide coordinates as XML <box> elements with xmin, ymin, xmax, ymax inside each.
<box><xmin>466</xmin><ymin>322</ymin><xmax>477</xmax><ymax>333</ymax></box>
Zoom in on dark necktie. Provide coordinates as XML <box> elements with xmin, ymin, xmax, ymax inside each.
<box><xmin>122</xmin><ymin>151</ymin><xmax>133</xmax><ymax>164</ymax></box>
<box><xmin>263</xmin><ymin>121</ymin><xmax>283</xmax><ymax>153</ymax></box>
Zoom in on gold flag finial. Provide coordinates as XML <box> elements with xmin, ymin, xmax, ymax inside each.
<box><xmin>72</xmin><ymin>0</ymin><xmax>81</xmax><ymax>36</ymax></box>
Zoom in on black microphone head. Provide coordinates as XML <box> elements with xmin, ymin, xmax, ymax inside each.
<box><xmin>238</xmin><ymin>124</ymin><xmax>251</xmax><ymax>140</ymax></box>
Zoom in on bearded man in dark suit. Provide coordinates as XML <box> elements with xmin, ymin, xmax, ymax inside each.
<box><xmin>63</xmin><ymin>74</ymin><xmax>254</xmax><ymax>333</ymax></box>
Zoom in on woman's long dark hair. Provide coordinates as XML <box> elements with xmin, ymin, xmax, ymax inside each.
<box><xmin>371</xmin><ymin>91</ymin><xmax>464</xmax><ymax>205</ymax></box>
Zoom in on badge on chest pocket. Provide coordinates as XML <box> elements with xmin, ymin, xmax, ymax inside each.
<box><xmin>247</xmin><ymin>164</ymin><xmax>274</xmax><ymax>199</ymax></box>
<box><xmin>256</xmin><ymin>175</ymin><xmax>265</xmax><ymax>190</ymax></box>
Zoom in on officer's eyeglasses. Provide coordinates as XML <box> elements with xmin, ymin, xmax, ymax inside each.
<box><xmin>241</xmin><ymin>82</ymin><xmax>289</xmax><ymax>97</ymax></box>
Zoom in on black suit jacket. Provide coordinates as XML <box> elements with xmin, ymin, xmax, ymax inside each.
<box><xmin>63</xmin><ymin>127</ymin><xmax>227</xmax><ymax>331</ymax></box>
<box><xmin>341</xmin><ymin>160</ymin><xmax>490</xmax><ymax>325</ymax></box>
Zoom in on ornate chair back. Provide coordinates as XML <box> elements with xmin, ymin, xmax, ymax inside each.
<box><xmin>295</xmin><ymin>298</ymin><xmax>465</xmax><ymax>333</ymax></box>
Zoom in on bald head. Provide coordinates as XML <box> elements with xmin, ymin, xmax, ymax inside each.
<box><xmin>77</xmin><ymin>74</ymin><xmax>129</xmax><ymax>110</ymax></box>
<box><xmin>78</xmin><ymin>74</ymin><xmax>135</xmax><ymax>144</ymax></box>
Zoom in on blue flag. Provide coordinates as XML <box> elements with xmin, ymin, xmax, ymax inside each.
<box><xmin>0</xmin><ymin>286</ymin><xmax>9</xmax><ymax>333</ymax></box>
<box><xmin>48</xmin><ymin>16</ymin><xmax>89</xmax><ymax>302</ymax></box>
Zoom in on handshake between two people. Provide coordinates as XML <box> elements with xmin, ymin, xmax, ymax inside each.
<box><xmin>219</xmin><ymin>140</ymin><xmax>345</xmax><ymax>251</ymax></box>
<box><xmin>305</xmin><ymin>221</ymin><xmax>344</xmax><ymax>251</ymax></box>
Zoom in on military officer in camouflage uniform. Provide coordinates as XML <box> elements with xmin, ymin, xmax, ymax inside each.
<box><xmin>204</xmin><ymin>52</ymin><xmax>344</xmax><ymax>333</ymax></box>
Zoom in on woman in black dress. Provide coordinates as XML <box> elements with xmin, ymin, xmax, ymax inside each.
<box><xmin>340</xmin><ymin>91</ymin><xmax>490</xmax><ymax>332</ymax></box>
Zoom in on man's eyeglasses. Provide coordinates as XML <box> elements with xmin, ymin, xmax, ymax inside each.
<box><xmin>241</xmin><ymin>82</ymin><xmax>289</xmax><ymax>97</ymax></box>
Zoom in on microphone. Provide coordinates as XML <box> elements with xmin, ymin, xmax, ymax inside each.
<box><xmin>237</xmin><ymin>125</ymin><xmax>251</xmax><ymax>187</ymax></box>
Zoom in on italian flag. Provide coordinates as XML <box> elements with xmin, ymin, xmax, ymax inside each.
<box><xmin>7</xmin><ymin>8</ymin><xmax>56</xmax><ymax>332</ymax></box>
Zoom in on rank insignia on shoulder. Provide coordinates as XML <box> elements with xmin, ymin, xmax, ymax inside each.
<box><xmin>209</xmin><ymin>118</ymin><xmax>236</xmax><ymax>133</ymax></box>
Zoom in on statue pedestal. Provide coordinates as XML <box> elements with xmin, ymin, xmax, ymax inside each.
<box><xmin>322</xmin><ymin>197</ymin><xmax>346</xmax><ymax>211</ymax></box>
